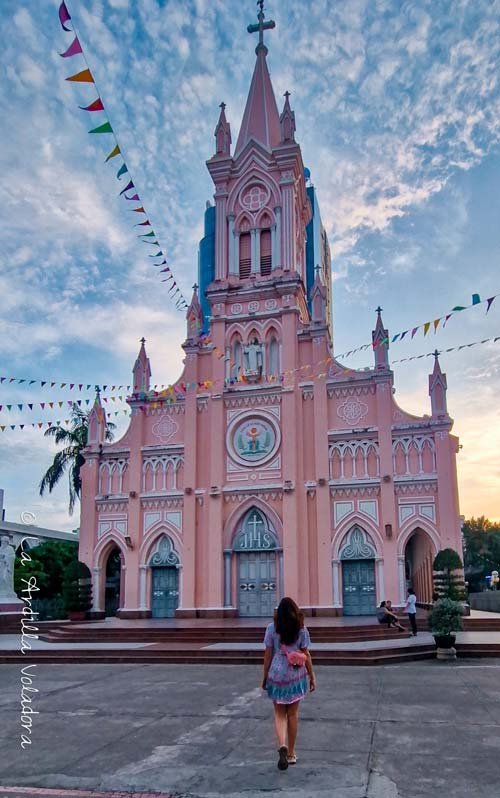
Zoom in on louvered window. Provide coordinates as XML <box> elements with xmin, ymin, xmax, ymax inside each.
<box><xmin>239</xmin><ymin>233</ymin><xmax>251</xmax><ymax>279</ymax></box>
<box><xmin>260</xmin><ymin>229</ymin><xmax>272</xmax><ymax>276</ymax></box>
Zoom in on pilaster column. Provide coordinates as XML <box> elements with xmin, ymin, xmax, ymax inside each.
<box><xmin>214</xmin><ymin>190</ymin><xmax>228</xmax><ymax>279</ymax></box>
<box><xmin>398</xmin><ymin>555</ymin><xmax>406</xmax><ymax>605</ymax></box>
<box><xmin>274</xmin><ymin>207</ymin><xmax>282</xmax><ymax>268</ymax></box>
<box><xmin>92</xmin><ymin>566</ymin><xmax>102</xmax><ymax>612</ymax></box>
<box><xmin>251</xmin><ymin>228</ymin><xmax>260</xmax><ymax>274</ymax></box>
<box><xmin>223</xmin><ymin>550</ymin><xmax>232</xmax><ymax>607</ymax></box>
<box><xmin>139</xmin><ymin>565</ymin><xmax>148</xmax><ymax>610</ymax></box>
<box><xmin>376</xmin><ymin>558</ymin><xmax>385</xmax><ymax>604</ymax></box>
<box><xmin>278</xmin><ymin>550</ymin><xmax>284</xmax><ymax>600</ymax></box>
<box><xmin>332</xmin><ymin>559</ymin><xmax>341</xmax><ymax>606</ymax></box>
<box><xmin>228</xmin><ymin>215</ymin><xmax>237</xmax><ymax>275</ymax></box>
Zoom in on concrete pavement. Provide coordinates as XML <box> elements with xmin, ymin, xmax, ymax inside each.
<box><xmin>1</xmin><ymin>661</ymin><xmax>500</xmax><ymax>797</ymax></box>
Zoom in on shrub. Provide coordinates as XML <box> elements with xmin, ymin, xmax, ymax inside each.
<box><xmin>428</xmin><ymin>598</ymin><xmax>464</xmax><ymax>636</ymax></box>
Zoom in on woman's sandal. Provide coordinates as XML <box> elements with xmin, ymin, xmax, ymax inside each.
<box><xmin>278</xmin><ymin>745</ymin><xmax>289</xmax><ymax>770</ymax></box>
<box><xmin>287</xmin><ymin>753</ymin><xmax>297</xmax><ymax>765</ymax></box>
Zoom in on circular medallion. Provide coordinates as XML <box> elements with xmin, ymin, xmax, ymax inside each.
<box><xmin>227</xmin><ymin>414</ymin><xmax>280</xmax><ymax>467</ymax></box>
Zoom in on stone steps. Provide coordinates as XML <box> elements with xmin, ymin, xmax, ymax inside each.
<box><xmin>0</xmin><ymin>643</ymin><xmax>437</xmax><ymax>666</ymax></box>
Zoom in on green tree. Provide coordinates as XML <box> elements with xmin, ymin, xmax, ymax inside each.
<box><xmin>462</xmin><ymin>516</ymin><xmax>500</xmax><ymax>591</ymax></box>
<box><xmin>14</xmin><ymin>538</ymin><xmax>79</xmax><ymax>599</ymax></box>
<box><xmin>39</xmin><ymin>403</ymin><xmax>115</xmax><ymax>514</ymax></box>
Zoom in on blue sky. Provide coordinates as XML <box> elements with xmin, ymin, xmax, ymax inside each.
<box><xmin>0</xmin><ymin>0</ymin><xmax>499</xmax><ymax>528</ymax></box>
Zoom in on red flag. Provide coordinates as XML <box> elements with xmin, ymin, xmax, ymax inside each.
<box><xmin>130</xmin><ymin>206</ymin><xmax>145</xmax><ymax>213</ymax></box>
<box><xmin>135</xmin><ymin>220</ymin><xmax>151</xmax><ymax>226</ymax></box>
<box><xmin>59</xmin><ymin>1</ymin><xmax>72</xmax><ymax>31</ymax></box>
<box><xmin>79</xmin><ymin>98</ymin><xmax>104</xmax><ymax>112</ymax></box>
<box><xmin>60</xmin><ymin>36</ymin><xmax>82</xmax><ymax>58</ymax></box>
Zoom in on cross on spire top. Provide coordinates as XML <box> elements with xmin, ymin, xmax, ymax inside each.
<box><xmin>247</xmin><ymin>0</ymin><xmax>276</xmax><ymax>54</ymax></box>
<box><xmin>376</xmin><ymin>306</ymin><xmax>383</xmax><ymax>315</ymax></box>
<box><xmin>433</xmin><ymin>349</ymin><xmax>440</xmax><ymax>359</ymax></box>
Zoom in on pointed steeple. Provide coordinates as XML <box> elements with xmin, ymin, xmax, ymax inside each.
<box><xmin>186</xmin><ymin>284</ymin><xmax>203</xmax><ymax>341</ymax></box>
<box><xmin>311</xmin><ymin>264</ymin><xmax>326</xmax><ymax>324</ymax></box>
<box><xmin>234</xmin><ymin>3</ymin><xmax>280</xmax><ymax>157</ymax></box>
<box><xmin>372</xmin><ymin>306</ymin><xmax>389</xmax><ymax>370</ymax></box>
<box><xmin>87</xmin><ymin>387</ymin><xmax>107</xmax><ymax>445</ymax></box>
<box><xmin>132</xmin><ymin>337</ymin><xmax>151</xmax><ymax>394</ymax></box>
<box><xmin>214</xmin><ymin>102</ymin><xmax>231</xmax><ymax>157</ymax></box>
<box><xmin>280</xmin><ymin>91</ymin><xmax>296</xmax><ymax>143</ymax></box>
<box><xmin>429</xmin><ymin>350</ymin><xmax>448</xmax><ymax>417</ymax></box>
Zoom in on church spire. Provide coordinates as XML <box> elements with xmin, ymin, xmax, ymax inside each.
<box><xmin>214</xmin><ymin>102</ymin><xmax>231</xmax><ymax>157</ymax></box>
<box><xmin>372</xmin><ymin>306</ymin><xmax>389</xmax><ymax>370</ymax></box>
<box><xmin>132</xmin><ymin>337</ymin><xmax>151</xmax><ymax>394</ymax></box>
<box><xmin>429</xmin><ymin>350</ymin><xmax>448</xmax><ymax>417</ymax></box>
<box><xmin>234</xmin><ymin>2</ymin><xmax>280</xmax><ymax>157</ymax></box>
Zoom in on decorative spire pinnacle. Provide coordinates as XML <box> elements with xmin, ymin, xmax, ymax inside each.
<box><xmin>372</xmin><ymin>306</ymin><xmax>389</xmax><ymax>370</ymax></box>
<box><xmin>88</xmin><ymin>385</ymin><xmax>106</xmax><ymax>445</ymax></box>
<box><xmin>214</xmin><ymin>101</ymin><xmax>231</xmax><ymax>156</ymax></box>
<box><xmin>133</xmin><ymin>337</ymin><xmax>151</xmax><ymax>394</ymax></box>
<box><xmin>280</xmin><ymin>89</ymin><xmax>296</xmax><ymax>143</ymax></box>
<box><xmin>247</xmin><ymin>0</ymin><xmax>276</xmax><ymax>55</ymax></box>
<box><xmin>186</xmin><ymin>283</ymin><xmax>203</xmax><ymax>341</ymax></box>
<box><xmin>429</xmin><ymin>350</ymin><xmax>448</xmax><ymax>417</ymax></box>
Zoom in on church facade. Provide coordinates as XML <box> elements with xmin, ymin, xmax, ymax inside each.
<box><xmin>79</xmin><ymin>8</ymin><xmax>462</xmax><ymax>619</ymax></box>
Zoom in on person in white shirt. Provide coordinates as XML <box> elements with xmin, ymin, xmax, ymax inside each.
<box><xmin>405</xmin><ymin>588</ymin><xmax>418</xmax><ymax>636</ymax></box>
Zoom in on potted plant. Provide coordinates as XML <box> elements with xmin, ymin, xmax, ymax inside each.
<box><xmin>62</xmin><ymin>560</ymin><xmax>92</xmax><ymax>621</ymax></box>
<box><xmin>428</xmin><ymin>597</ymin><xmax>463</xmax><ymax>659</ymax></box>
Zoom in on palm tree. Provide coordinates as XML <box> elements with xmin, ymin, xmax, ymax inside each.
<box><xmin>39</xmin><ymin>403</ymin><xmax>115</xmax><ymax>515</ymax></box>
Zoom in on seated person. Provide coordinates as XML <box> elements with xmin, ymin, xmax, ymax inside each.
<box><xmin>376</xmin><ymin>601</ymin><xmax>406</xmax><ymax>632</ymax></box>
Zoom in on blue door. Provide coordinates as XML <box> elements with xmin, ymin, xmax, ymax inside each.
<box><xmin>239</xmin><ymin>551</ymin><xmax>277</xmax><ymax>617</ymax></box>
<box><xmin>151</xmin><ymin>567</ymin><xmax>179</xmax><ymax>618</ymax></box>
<box><xmin>342</xmin><ymin>560</ymin><xmax>376</xmax><ymax>616</ymax></box>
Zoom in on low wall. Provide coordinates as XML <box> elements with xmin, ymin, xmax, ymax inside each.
<box><xmin>469</xmin><ymin>592</ymin><xmax>500</xmax><ymax>612</ymax></box>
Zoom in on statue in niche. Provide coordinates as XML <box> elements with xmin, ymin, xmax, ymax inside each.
<box><xmin>243</xmin><ymin>338</ymin><xmax>263</xmax><ymax>382</ymax></box>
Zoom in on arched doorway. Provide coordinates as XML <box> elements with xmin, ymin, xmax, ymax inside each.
<box><xmin>404</xmin><ymin>527</ymin><xmax>435</xmax><ymax>604</ymax></box>
<box><xmin>340</xmin><ymin>526</ymin><xmax>377</xmax><ymax>616</ymax></box>
<box><xmin>104</xmin><ymin>546</ymin><xmax>122</xmax><ymax>617</ymax></box>
<box><xmin>149</xmin><ymin>534</ymin><xmax>180</xmax><ymax>618</ymax></box>
<box><xmin>233</xmin><ymin>508</ymin><xmax>279</xmax><ymax>617</ymax></box>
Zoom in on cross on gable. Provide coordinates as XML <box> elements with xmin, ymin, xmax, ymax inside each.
<box><xmin>247</xmin><ymin>0</ymin><xmax>276</xmax><ymax>53</ymax></box>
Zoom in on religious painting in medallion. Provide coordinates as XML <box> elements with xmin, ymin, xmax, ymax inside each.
<box><xmin>226</xmin><ymin>414</ymin><xmax>280</xmax><ymax>468</ymax></box>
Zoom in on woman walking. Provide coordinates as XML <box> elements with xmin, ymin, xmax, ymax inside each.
<box><xmin>262</xmin><ymin>597</ymin><xmax>315</xmax><ymax>770</ymax></box>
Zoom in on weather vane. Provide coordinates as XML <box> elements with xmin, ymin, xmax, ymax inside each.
<box><xmin>247</xmin><ymin>0</ymin><xmax>276</xmax><ymax>53</ymax></box>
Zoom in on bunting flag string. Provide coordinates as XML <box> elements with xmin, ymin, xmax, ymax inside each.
<box><xmin>1</xmin><ymin>333</ymin><xmax>499</xmax><ymax>425</ymax></box>
<box><xmin>0</xmin><ymin>376</ymin><xmax>173</xmax><ymax>392</ymax></box>
<box><xmin>0</xmin><ymin>409</ymin><xmax>130</xmax><ymax>433</ymax></box>
<box><xmin>58</xmin><ymin>1</ymin><xmax>188</xmax><ymax>311</ymax></box>
<box><xmin>336</xmin><ymin>292</ymin><xmax>498</xmax><ymax>360</ymax></box>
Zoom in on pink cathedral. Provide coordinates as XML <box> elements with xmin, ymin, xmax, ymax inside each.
<box><xmin>79</xmin><ymin>6</ymin><xmax>462</xmax><ymax>619</ymax></box>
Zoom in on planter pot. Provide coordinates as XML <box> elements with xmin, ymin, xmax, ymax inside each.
<box><xmin>68</xmin><ymin>610</ymin><xmax>86</xmax><ymax>622</ymax></box>
<box><xmin>433</xmin><ymin>634</ymin><xmax>457</xmax><ymax>661</ymax></box>
<box><xmin>433</xmin><ymin>634</ymin><xmax>456</xmax><ymax>648</ymax></box>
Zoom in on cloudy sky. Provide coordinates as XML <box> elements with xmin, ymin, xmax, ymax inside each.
<box><xmin>0</xmin><ymin>0</ymin><xmax>499</xmax><ymax>529</ymax></box>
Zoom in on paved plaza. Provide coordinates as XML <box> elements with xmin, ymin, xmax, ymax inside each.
<box><xmin>1</xmin><ymin>660</ymin><xmax>500</xmax><ymax>798</ymax></box>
